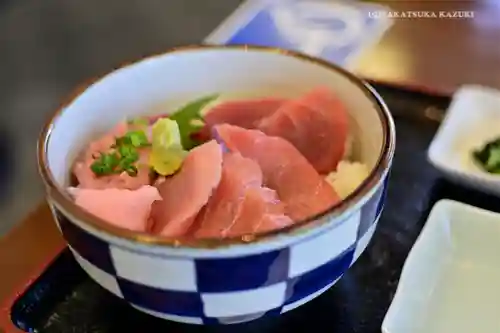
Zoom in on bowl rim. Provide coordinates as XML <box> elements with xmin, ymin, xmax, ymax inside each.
<box><xmin>37</xmin><ymin>44</ymin><xmax>396</xmax><ymax>249</ymax></box>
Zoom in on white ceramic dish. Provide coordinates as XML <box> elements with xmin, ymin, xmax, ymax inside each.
<box><xmin>428</xmin><ymin>85</ymin><xmax>500</xmax><ymax>196</ymax></box>
<box><xmin>382</xmin><ymin>199</ymin><xmax>500</xmax><ymax>333</ymax></box>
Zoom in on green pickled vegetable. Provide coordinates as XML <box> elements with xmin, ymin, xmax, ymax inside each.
<box><xmin>473</xmin><ymin>137</ymin><xmax>500</xmax><ymax>174</ymax></box>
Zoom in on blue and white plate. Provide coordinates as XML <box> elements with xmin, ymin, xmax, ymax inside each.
<box><xmin>205</xmin><ymin>0</ymin><xmax>393</xmax><ymax>68</ymax></box>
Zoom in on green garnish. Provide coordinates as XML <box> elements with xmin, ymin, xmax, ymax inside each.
<box><xmin>90</xmin><ymin>152</ymin><xmax>120</xmax><ymax>175</ymax></box>
<box><xmin>124</xmin><ymin>165</ymin><xmax>138</xmax><ymax>177</ymax></box>
<box><xmin>169</xmin><ymin>94</ymin><xmax>219</xmax><ymax>149</ymax></box>
<box><xmin>90</xmin><ymin>94</ymin><xmax>218</xmax><ymax>177</ymax></box>
<box><xmin>115</xmin><ymin>130</ymin><xmax>150</xmax><ymax>148</ymax></box>
<box><xmin>91</xmin><ymin>129</ymin><xmax>149</xmax><ymax>177</ymax></box>
<box><xmin>473</xmin><ymin>137</ymin><xmax>500</xmax><ymax>174</ymax></box>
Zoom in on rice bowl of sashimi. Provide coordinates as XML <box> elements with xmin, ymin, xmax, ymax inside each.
<box><xmin>38</xmin><ymin>45</ymin><xmax>395</xmax><ymax>325</ymax></box>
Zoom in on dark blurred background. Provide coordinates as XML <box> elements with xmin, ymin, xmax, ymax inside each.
<box><xmin>0</xmin><ymin>0</ymin><xmax>243</xmax><ymax>235</ymax></box>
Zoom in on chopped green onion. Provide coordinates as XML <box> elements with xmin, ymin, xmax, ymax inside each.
<box><xmin>118</xmin><ymin>144</ymin><xmax>139</xmax><ymax>160</ymax></box>
<box><xmin>90</xmin><ymin>152</ymin><xmax>120</xmax><ymax>176</ymax></box>
<box><xmin>125</xmin><ymin>165</ymin><xmax>138</xmax><ymax>177</ymax></box>
<box><xmin>126</xmin><ymin>130</ymin><xmax>150</xmax><ymax>147</ymax></box>
<box><xmin>90</xmin><ymin>129</ymin><xmax>150</xmax><ymax>177</ymax></box>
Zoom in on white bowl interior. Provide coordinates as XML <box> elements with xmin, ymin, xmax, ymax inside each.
<box><xmin>383</xmin><ymin>200</ymin><xmax>500</xmax><ymax>333</ymax></box>
<box><xmin>46</xmin><ymin>48</ymin><xmax>384</xmax><ymax>189</ymax></box>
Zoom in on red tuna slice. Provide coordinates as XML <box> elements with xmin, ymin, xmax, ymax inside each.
<box><xmin>227</xmin><ymin>187</ymin><xmax>294</xmax><ymax>237</ymax></box>
<box><xmin>204</xmin><ymin>97</ymin><xmax>287</xmax><ymax>129</ymax></box>
<box><xmin>194</xmin><ymin>152</ymin><xmax>292</xmax><ymax>239</ymax></box>
<box><xmin>70</xmin><ymin>185</ymin><xmax>161</xmax><ymax>232</ymax></box>
<box><xmin>194</xmin><ymin>152</ymin><xmax>263</xmax><ymax>238</ymax></box>
<box><xmin>258</xmin><ymin>87</ymin><xmax>349</xmax><ymax>173</ymax></box>
<box><xmin>149</xmin><ymin>140</ymin><xmax>223</xmax><ymax>237</ymax></box>
<box><xmin>214</xmin><ymin>124</ymin><xmax>340</xmax><ymax>221</ymax></box>
<box><xmin>195</xmin><ymin>98</ymin><xmax>287</xmax><ymax>142</ymax></box>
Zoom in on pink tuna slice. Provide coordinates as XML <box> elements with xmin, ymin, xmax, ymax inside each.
<box><xmin>70</xmin><ymin>185</ymin><xmax>161</xmax><ymax>232</ymax></box>
<box><xmin>204</xmin><ymin>97</ymin><xmax>287</xmax><ymax>129</ymax></box>
<box><xmin>149</xmin><ymin>140</ymin><xmax>223</xmax><ymax>237</ymax></box>
<box><xmin>194</xmin><ymin>152</ymin><xmax>263</xmax><ymax>238</ymax></box>
<box><xmin>195</xmin><ymin>98</ymin><xmax>287</xmax><ymax>142</ymax></box>
<box><xmin>214</xmin><ymin>124</ymin><xmax>340</xmax><ymax>221</ymax></box>
<box><xmin>258</xmin><ymin>87</ymin><xmax>349</xmax><ymax>173</ymax></box>
<box><xmin>194</xmin><ymin>152</ymin><xmax>291</xmax><ymax>239</ymax></box>
<box><xmin>227</xmin><ymin>187</ymin><xmax>293</xmax><ymax>237</ymax></box>
<box><xmin>73</xmin><ymin>122</ymin><xmax>152</xmax><ymax>190</ymax></box>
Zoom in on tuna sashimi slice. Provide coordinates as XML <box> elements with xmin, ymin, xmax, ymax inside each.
<box><xmin>214</xmin><ymin>124</ymin><xmax>340</xmax><ymax>221</ymax></box>
<box><xmin>258</xmin><ymin>87</ymin><xmax>349</xmax><ymax>173</ymax></box>
<box><xmin>204</xmin><ymin>97</ymin><xmax>287</xmax><ymax>129</ymax></box>
<box><xmin>194</xmin><ymin>153</ymin><xmax>262</xmax><ymax>238</ymax></box>
<box><xmin>194</xmin><ymin>152</ymin><xmax>291</xmax><ymax>239</ymax></box>
<box><xmin>149</xmin><ymin>140</ymin><xmax>223</xmax><ymax>237</ymax></box>
<box><xmin>227</xmin><ymin>187</ymin><xmax>293</xmax><ymax>237</ymax></box>
<box><xmin>69</xmin><ymin>185</ymin><xmax>161</xmax><ymax>232</ymax></box>
<box><xmin>195</xmin><ymin>98</ymin><xmax>287</xmax><ymax>142</ymax></box>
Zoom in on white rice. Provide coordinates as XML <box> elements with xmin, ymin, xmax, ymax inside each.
<box><xmin>326</xmin><ymin>161</ymin><xmax>370</xmax><ymax>199</ymax></box>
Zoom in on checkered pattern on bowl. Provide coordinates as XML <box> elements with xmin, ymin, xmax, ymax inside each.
<box><xmin>50</xmin><ymin>175</ymin><xmax>388</xmax><ymax>325</ymax></box>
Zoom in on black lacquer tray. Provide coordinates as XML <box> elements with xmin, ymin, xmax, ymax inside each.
<box><xmin>9</xmin><ymin>84</ymin><xmax>500</xmax><ymax>333</ymax></box>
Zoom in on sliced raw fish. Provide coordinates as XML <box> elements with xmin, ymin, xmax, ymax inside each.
<box><xmin>70</xmin><ymin>185</ymin><xmax>161</xmax><ymax>232</ymax></box>
<box><xmin>73</xmin><ymin>122</ymin><xmax>152</xmax><ymax>190</ymax></box>
<box><xmin>214</xmin><ymin>124</ymin><xmax>340</xmax><ymax>221</ymax></box>
<box><xmin>195</xmin><ymin>98</ymin><xmax>287</xmax><ymax>142</ymax></box>
<box><xmin>258</xmin><ymin>87</ymin><xmax>349</xmax><ymax>173</ymax></box>
<box><xmin>193</xmin><ymin>153</ymin><xmax>262</xmax><ymax>238</ymax></box>
<box><xmin>204</xmin><ymin>97</ymin><xmax>286</xmax><ymax>129</ymax></box>
<box><xmin>73</xmin><ymin>149</ymin><xmax>151</xmax><ymax>190</ymax></box>
<box><xmin>227</xmin><ymin>187</ymin><xmax>293</xmax><ymax>237</ymax></box>
<box><xmin>194</xmin><ymin>152</ymin><xmax>291</xmax><ymax>238</ymax></box>
<box><xmin>149</xmin><ymin>140</ymin><xmax>223</xmax><ymax>237</ymax></box>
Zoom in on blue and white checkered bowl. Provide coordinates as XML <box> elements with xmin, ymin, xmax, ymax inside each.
<box><xmin>37</xmin><ymin>46</ymin><xmax>395</xmax><ymax>325</ymax></box>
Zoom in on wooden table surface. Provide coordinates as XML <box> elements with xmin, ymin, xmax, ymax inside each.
<box><xmin>1</xmin><ymin>0</ymin><xmax>500</xmax><ymax>330</ymax></box>
<box><xmin>355</xmin><ymin>0</ymin><xmax>500</xmax><ymax>95</ymax></box>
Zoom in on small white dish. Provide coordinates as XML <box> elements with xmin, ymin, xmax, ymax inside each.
<box><xmin>428</xmin><ymin>85</ymin><xmax>500</xmax><ymax>196</ymax></box>
<box><xmin>382</xmin><ymin>199</ymin><xmax>500</xmax><ymax>333</ymax></box>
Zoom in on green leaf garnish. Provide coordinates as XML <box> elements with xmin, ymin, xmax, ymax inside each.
<box><xmin>169</xmin><ymin>94</ymin><xmax>219</xmax><ymax>149</ymax></box>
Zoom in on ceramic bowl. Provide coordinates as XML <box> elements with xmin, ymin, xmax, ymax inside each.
<box><xmin>428</xmin><ymin>85</ymin><xmax>500</xmax><ymax>196</ymax></box>
<box><xmin>37</xmin><ymin>45</ymin><xmax>395</xmax><ymax>325</ymax></box>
